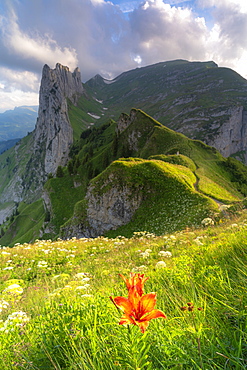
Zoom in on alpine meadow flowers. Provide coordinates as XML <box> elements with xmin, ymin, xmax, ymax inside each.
<box><xmin>110</xmin><ymin>273</ymin><xmax>166</xmax><ymax>333</ymax></box>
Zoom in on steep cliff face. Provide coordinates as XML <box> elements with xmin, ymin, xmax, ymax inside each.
<box><xmin>34</xmin><ymin>63</ymin><xmax>83</xmax><ymax>175</ymax></box>
<box><xmin>85</xmin><ymin>178</ymin><xmax>144</xmax><ymax>237</ymax></box>
<box><xmin>174</xmin><ymin>104</ymin><xmax>247</xmax><ymax>162</ymax></box>
<box><xmin>61</xmin><ymin>173</ymin><xmax>144</xmax><ymax>239</ymax></box>
<box><xmin>205</xmin><ymin>106</ymin><xmax>247</xmax><ymax>162</ymax></box>
<box><xmin>0</xmin><ymin>63</ymin><xmax>83</xmax><ymax>223</ymax></box>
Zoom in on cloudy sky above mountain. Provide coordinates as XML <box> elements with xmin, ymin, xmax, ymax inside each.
<box><xmin>0</xmin><ymin>0</ymin><xmax>246</xmax><ymax>112</ymax></box>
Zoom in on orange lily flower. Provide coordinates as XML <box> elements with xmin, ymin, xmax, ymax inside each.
<box><xmin>111</xmin><ymin>273</ymin><xmax>166</xmax><ymax>333</ymax></box>
<box><xmin>119</xmin><ymin>273</ymin><xmax>149</xmax><ymax>297</ymax></box>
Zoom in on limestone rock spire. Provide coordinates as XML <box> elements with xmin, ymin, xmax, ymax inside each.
<box><xmin>34</xmin><ymin>63</ymin><xmax>83</xmax><ymax>175</ymax></box>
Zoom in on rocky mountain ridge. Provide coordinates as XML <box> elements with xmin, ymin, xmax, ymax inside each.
<box><xmin>0</xmin><ymin>63</ymin><xmax>84</xmax><ymax>223</ymax></box>
<box><xmin>1</xmin><ymin>59</ymin><xmax>247</xmax><ymax>244</ymax></box>
<box><xmin>85</xmin><ymin>59</ymin><xmax>247</xmax><ymax>163</ymax></box>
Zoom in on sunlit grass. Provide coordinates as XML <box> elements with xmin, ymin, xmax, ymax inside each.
<box><xmin>0</xmin><ymin>215</ymin><xmax>247</xmax><ymax>369</ymax></box>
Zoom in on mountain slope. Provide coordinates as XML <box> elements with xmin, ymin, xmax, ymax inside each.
<box><xmin>0</xmin><ymin>105</ymin><xmax>38</xmax><ymax>141</ymax></box>
<box><xmin>2</xmin><ymin>61</ymin><xmax>247</xmax><ymax>246</ymax></box>
<box><xmin>61</xmin><ymin>156</ymin><xmax>218</xmax><ymax>238</ymax></box>
<box><xmin>44</xmin><ymin>109</ymin><xmax>243</xmax><ymax>241</ymax></box>
<box><xmin>85</xmin><ymin>60</ymin><xmax>247</xmax><ymax>163</ymax></box>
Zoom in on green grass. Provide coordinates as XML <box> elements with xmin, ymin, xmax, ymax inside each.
<box><xmin>197</xmin><ymin>174</ymin><xmax>240</xmax><ymax>202</ymax></box>
<box><xmin>1</xmin><ymin>214</ymin><xmax>247</xmax><ymax>369</ymax></box>
<box><xmin>43</xmin><ymin>172</ymin><xmax>86</xmax><ymax>235</ymax></box>
<box><xmin>68</xmin><ymin>95</ymin><xmax>104</xmax><ymax>141</ymax></box>
<box><xmin>84</xmin><ymin>158</ymin><xmax>218</xmax><ymax>238</ymax></box>
<box><xmin>0</xmin><ymin>200</ymin><xmax>45</xmax><ymax>247</ymax></box>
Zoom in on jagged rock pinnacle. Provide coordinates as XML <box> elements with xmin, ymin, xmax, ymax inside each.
<box><xmin>34</xmin><ymin>63</ymin><xmax>83</xmax><ymax>175</ymax></box>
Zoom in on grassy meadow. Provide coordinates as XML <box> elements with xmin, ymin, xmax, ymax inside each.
<box><xmin>1</xmin><ymin>213</ymin><xmax>247</xmax><ymax>369</ymax></box>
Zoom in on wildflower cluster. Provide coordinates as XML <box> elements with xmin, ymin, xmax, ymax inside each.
<box><xmin>2</xmin><ymin>280</ymin><xmax>24</xmax><ymax>301</ymax></box>
<box><xmin>158</xmin><ymin>251</ymin><xmax>172</xmax><ymax>258</ymax></box>
<box><xmin>0</xmin><ymin>299</ymin><xmax>9</xmax><ymax>313</ymax></box>
<box><xmin>133</xmin><ymin>231</ymin><xmax>156</xmax><ymax>239</ymax></box>
<box><xmin>0</xmin><ymin>278</ymin><xmax>29</xmax><ymax>334</ymax></box>
<box><xmin>201</xmin><ymin>217</ymin><xmax>214</xmax><ymax>227</ymax></box>
<box><xmin>49</xmin><ymin>272</ymin><xmax>92</xmax><ymax>299</ymax></box>
<box><xmin>0</xmin><ymin>311</ymin><xmax>30</xmax><ymax>333</ymax></box>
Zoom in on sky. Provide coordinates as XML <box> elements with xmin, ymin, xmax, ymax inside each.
<box><xmin>0</xmin><ymin>0</ymin><xmax>247</xmax><ymax>113</ymax></box>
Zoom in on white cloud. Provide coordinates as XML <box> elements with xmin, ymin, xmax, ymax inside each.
<box><xmin>198</xmin><ymin>0</ymin><xmax>247</xmax><ymax>73</ymax></box>
<box><xmin>0</xmin><ymin>67</ymin><xmax>39</xmax><ymax>92</ymax></box>
<box><xmin>0</xmin><ymin>0</ymin><xmax>247</xmax><ymax>113</ymax></box>
<box><xmin>0</xmin><ymin>89</ymin><xmax>38</xmax><ymax>113</ymax></box>
<box><xmin>0</xmin><ymin>66</ymin><xmax>39</xmax><ymax>112</ymax></box>
<box><xmin>3</xmin><ymin>6</ymin><xmax>78</xmax><ymax>71</ymax></box>
<box><xmin>129</xmin><ymin>1</ymin><xmax>209</xmax><ymax>64</ymax></box>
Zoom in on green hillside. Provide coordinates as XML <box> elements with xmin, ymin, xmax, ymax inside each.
<box><xmin>1</xmin><ymin>107</ymin><xmax>247</xmax><ymax>246</ymax></box>
<box><xmin>85</xmin><ymin>60</ymin><xmax>247</xmax><ymax>134</ymax></box>
<box><xmin>1</xmin><ymin>59</ymin><xmax>247</xmax><ymax>246</ymax></box>
<box><xmin>0</xmin><ymin>200</ymin><xmax>45</xmax><ymax>246</ymax></box>
<box><xmin>1</xmin><ymin>214</ymin><xmax>247</xmax><ymax>368</ymax></box>
<box><xmin>41</xmin><ymin>109</ymin><xmax>244</xmax><ymax>243</ymax></box>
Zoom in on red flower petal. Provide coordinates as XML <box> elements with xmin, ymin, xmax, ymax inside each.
<box><xmin>113</xmin><ymin>296</ymin><xmax>133</xmax><ymax>315</ymax></box>
<box><xmin>139</xmin><ymin>293</ymin><xmax>157</xmax><ymax>316</ymax></box>
<box><xmin>137</xmin><ymin>320</ymin><xmax>149</xmax><ymax>333</ymax></box>
<box><xmin>128</xmin><ymin>287</ymin><xmax>141</xmax><ymax>308</ymax></box>
<box><xmin>120</xmin><ymin>273</ymin><xmax>149</xmax><ymax>296</ymax></box>
<box><xmin>119</xmin><ymin>314</ymin><xmax>136</xmax><ymax>326</ymax></box>
<box><xmin>140</xmin><ymin>309</ymin><xmax>166</xmax><ymax>322</ymax></box>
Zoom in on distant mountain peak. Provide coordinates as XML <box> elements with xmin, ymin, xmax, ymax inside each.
<box><xmin>34</xmin><ymin>63</ymin><xmax>84</xmax><ymax>175</ymax></box>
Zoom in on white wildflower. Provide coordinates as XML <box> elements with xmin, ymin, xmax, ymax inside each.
<box><xmin>219</xmin><ymin>204</ymin><xmax>231</xmax><ymax>212</ymax></box>
<box><xmin>3</xmin><ymin>284</ymin><xmax>23</xmax><ymax>295</ymax></box>
<box><xmin>140</xmin><ymin>251</ymin><xmax>150</xmax><ymax>258</ymax></box>
<box><xmin>0</xmin><ymin>300</ymin><xmax>9</xmax><ymax>313</ymax></box>
<box><xmin>74</xmin><ymin>273</ymin><xmax>89</xmax><ymax>279</ymax></box>
<box><xmin>0</xmin><ymin>311</ymin><xmax>30</xmax><ymax>332</ymax></box>
<box><xmin>132</xmin><ymin>265</ymin><xmax>147</xmax><ymax>272</ymax></box>
<box><xmin>158</xmin><ymin>251</ymin><xmax>172</xmax><ymax>258</ymax></box>
<box><xmin>201</xmin><ymin>217</ymin><xmax>214</xmax><ymax>227</ymax></box>
<box><xmin>155</xmin><ymin>261</ymin><xmax>167</xmax><ymax>269</ymax></box>
<box><xmin>194</xmin><ymin>238</ymin><xmax>203</xmax><ymax>246</ymax></box>
<box><xmin>75</xmin><ymin>285</ymin><xmax>90</xmax><ymax>291</ymax></box>
<box><xmin>80</xmin><ymin>294</ymin><xmax>93</xmax><ymax>298</ymax></box>
<box><xmin>37</xmin><ymin>261</ymin><xmax>48</xmax><ymax>268</ymax></box>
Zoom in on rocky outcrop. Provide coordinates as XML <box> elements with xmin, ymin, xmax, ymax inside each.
<box><xmin>116</xmin><ymin>110</ymin><xmax>136</xmax><ymax>135</ymax></box>
<box><xmin>205</xmin><ymin>106</ymin><xmax>247</xmax><ymax>162</ymax></box>
<box><xmin>85</xmin><ymin>180</ymin><xmax>143</xmax><ymax>237</ymax></box>
<box><xmin>61</xmin><ymin>171</ymin><xmax>144</xmax><ymax>238</ymax></box>
<box><xmin>175</xmin><ymin>105</ymin><xmax>247</xmax><ymax>162</ymax></box>
<box><xmin>0</xmin><ymin>63</ymin><xmax>83</xmax><ymax>222</ymax></box>
<box><xmin>34</xmin><ymin>63</ymin><xmax>83</xmax><ymax>175</ymax></box>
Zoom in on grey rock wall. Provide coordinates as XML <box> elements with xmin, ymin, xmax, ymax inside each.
<box><xmin>205</xmin><ymin>106</ymin><xmax>247</xmax><ymax>162</ymax></box>
<box><xmin>34</xmin><ymin>63</ymin><xmax>83</xmax><ymax>175</ymax></box>
<box><xmin>0</xmin><ymin>63</ymin><xmax>83</xmax><ymax>222</ymax></box>
<box><xmin>61</xmin><ymin>175</ymin><xmax>144</xmax><ymax>239</ymax></box>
